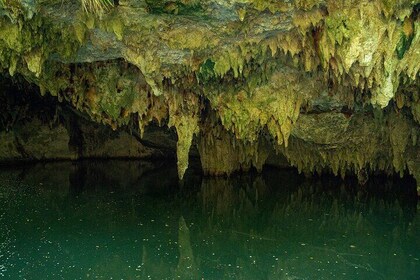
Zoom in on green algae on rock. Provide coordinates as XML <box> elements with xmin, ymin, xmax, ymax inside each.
<box><xmin>0</xmin><ymin>0</ymin><xmax>419</xmax><ymax>191</ymax></box>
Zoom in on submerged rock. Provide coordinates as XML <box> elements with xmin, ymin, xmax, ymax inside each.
<box><xmin>0</xmin><ymin>0</ymin><xmax>419</xmax><ymax>190</ymax></box>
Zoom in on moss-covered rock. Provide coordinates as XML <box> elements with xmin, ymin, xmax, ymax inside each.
<box><xmin>0</xmin><ymin>0</ymin><xmax>419</xmax><ymax>190</ymax></box>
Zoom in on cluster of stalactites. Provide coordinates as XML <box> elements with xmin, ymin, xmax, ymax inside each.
<box><xmin>198</xmin><ymin>113</ymin><xmax>271</xmax><ymax>176</ymax></box>
<box><xmin>280</xmin><ymin>111</ymin><xmax>418</xmax><ymax>181</ymax></box>
<box><xmin>1</xmin><ymin>57</ymin><xmax>419</xmax><ymax>185</ymax></box>
<box><xmin>1</xmin><ymin>0</ymin><xmax>419</xmax><ymax>107</ymax></box>
<box><xmin>0</xmin><ymin>0</ymin><xmax>419</xmax><ymax>186</ymax></box>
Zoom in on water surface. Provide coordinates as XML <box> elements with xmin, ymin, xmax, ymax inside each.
<box><xmin>0</xmin><ymin>161</ymin><xmax>419</xmax><ymax>279</ymax></box>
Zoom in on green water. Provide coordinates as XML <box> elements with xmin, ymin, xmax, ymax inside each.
<box><xmin>0</xmin><ymin>161</ymin><xmax>419</xmax><ymax>279</ymax></box>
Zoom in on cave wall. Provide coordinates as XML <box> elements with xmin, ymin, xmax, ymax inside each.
<box><xmin>0</xmin><ymin>0</ymin><xmax>419</xmax><ymax>189</ymax></box>
<box><xmin>0</xmin><ymin>77</ymin><xmax>170</xmax><ymax>162</ymax></box>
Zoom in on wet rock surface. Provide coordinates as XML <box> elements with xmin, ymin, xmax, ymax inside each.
<box><xmin>0</xmin><ymin>77</ymin><xmax>172</xmax><ymax>162</ymax></box>
<box><xmin>0</xmin><ymin>0</ymin><xmax>419</xmax><ymax>190</ymax></box>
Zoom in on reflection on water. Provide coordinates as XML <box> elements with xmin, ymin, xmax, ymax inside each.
<box><xmin>0</xmin><ymin>161</ymin><xmax>418</xmax><ymax>279</ymax></box>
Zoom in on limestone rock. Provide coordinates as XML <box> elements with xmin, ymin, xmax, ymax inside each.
<box><xmin>0</xmin><ymin>0</ymin><xmax>418</xmax><ymax>189</ymax></box>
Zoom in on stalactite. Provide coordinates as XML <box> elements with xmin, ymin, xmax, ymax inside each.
<box><xmin>168</xmin><ymin>91</ymin><xmax>199</xmax><ymax>179</ymax></box>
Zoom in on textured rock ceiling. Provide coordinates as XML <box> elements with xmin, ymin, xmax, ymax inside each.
<box><xmin>0</xmin><ymin>0</ymin><xmax>419</xmax><ymax>190</ymax></box>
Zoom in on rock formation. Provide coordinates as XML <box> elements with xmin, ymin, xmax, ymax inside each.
<box><xmin>0</xmin><ymin>0</ymin><xmax>419</xmax><ymax>190</ymax></box>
